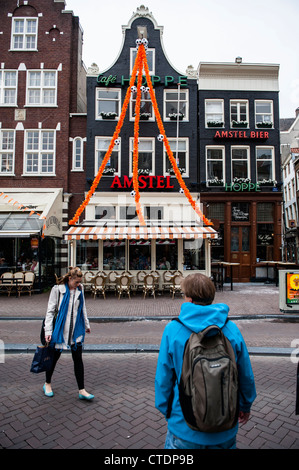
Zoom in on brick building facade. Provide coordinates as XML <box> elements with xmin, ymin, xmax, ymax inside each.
<box><xmin>0</xmin><ymin>0</ymin><xmax>86</xmax><ymax>284</ymax></box>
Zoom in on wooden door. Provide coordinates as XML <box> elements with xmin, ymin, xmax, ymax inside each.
<box><xmin>230</xmin><ymin>226</ymin><xmax>251</xmax><ymax>282</ymax></box>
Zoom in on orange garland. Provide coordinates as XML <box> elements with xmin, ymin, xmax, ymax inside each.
<box><xmin>69</xmin><ymin>43</ymin><xmax>212</xmax><ymax>227</ymax></box>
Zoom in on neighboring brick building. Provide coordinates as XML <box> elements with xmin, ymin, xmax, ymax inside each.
<box><xmin>0</xmin><ymin>0</ymin><xmax>86</xmax><ymax>284</ymax></box>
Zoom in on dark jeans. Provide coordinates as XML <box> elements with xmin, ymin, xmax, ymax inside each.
<box><xmin>45</xmin><ymin>344</ymin><xmax>84</xmax><ymax>390</ymax></box>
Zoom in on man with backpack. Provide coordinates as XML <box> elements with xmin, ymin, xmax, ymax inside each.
<box><xmin>155</xmin><ymin>273</ymin><xmax>256</xmax><ymax>449</ymax></box>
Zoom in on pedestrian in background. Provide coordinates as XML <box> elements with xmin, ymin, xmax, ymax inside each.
<box><xmin>43</xmin><ymin>267</ymin><xmax>94</xmax><ymax>400</ymax></box>
<box><xmin>155</xmin><ymin>273</ymin><xmax>256</xmax><ymax>449</ymax></box>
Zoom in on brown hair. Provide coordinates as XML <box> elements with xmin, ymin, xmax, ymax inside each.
<box><xmin>59</xmin><ymin>266</ymin><xmax>83</xmax><ymax>285</ymax></box>
<box><xmin>181</xmin><ymin>273</ymin><xmax>215</xmax><ymax>305</ymax></box>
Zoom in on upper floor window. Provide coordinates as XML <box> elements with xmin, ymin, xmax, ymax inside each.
<box><xmin>72</xmin><ymin>137</ymin><xmax>84</xmax><ymax>171</ymax></box>
<box><xmin>26</xmin><ymin>70</ymin><xmax>57</xmax><ymax>106</ymax></box>
<box><xmin>164</xmin><ymin>138</ymin><xmax>189</xmax><ymax>177</ymax></box>
<box><xmin>0</xmin><ymin>130</ymin><xmax>15</xmax><ymax>175</ymax></box>
<box><xmin>0</xmin><ymin>71</ymin><xmax>17</xmax><ymax>106</ymax></box>
<box><xmin>129</xmin><ymin>137</ymin><xmax>155</xmax><ymax>176</ymax></box>
<box><xmin>205</xmin><ymin>100</ymin><xmax>224</xmax><ymax>127</ymax></box>
<box><xmin>24</xmin><ymin>130</ymin><xmax>55</xmax><ymax>175</ymax></box>
<box><xmin>230</xmin><ymin>100</ymin><xmax>249</xmax><ymax>127</ymax></box>
<box><xmin>206</xmin><ymin>146</ymin><xmax>225</xmax><ymax>186</ymax></box>
<box><xmin>95</xmin><ymin>137</ymin><xmax>120</xmax><ymax>176</ymax></box>
<box><xmin>130</xmin><ymin>88</ymin><xmax>154</xmax><ymax>121</ymax></box>
<box><xmin>255</xmin><ymin>100</ymin><xmax>273</xmax><ymax>128</ymax></box>
<box><xmin>11</xmin><ymin>18</ymin><xmax>38</xmax><ymax>50</ymax></box>
<box><xmin>130</xmin><ymin>49</ymin><xmax>155</xmax><ymax>75</ymax></box>
<box><xmin>231</xmin><ymin>146</ymin><xmax>250</xmax><ymax>180</ymax></box>
<box><xmin>256</xmin><ymin>146</ymin><xmax>275</xmax><ymax>182</ymax></box>
<box><xmin>164</xmin><ymin>90</ymin><xmax>189</xmax><ymax>121</ymax></box>
<box><xmin>96</xmin><ymin>88</ymin><xmax>121</xmax><ymax>120</ymax></box>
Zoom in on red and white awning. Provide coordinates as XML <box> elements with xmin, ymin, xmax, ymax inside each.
<box><xmin>64</xmin><ymin>225</ymin><xmax>217</xmax><ymax>240</ymax></box>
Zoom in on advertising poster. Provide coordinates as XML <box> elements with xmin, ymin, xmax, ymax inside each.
<box><xmin>286</xmin><ymin>272</ymin><xmax>299</xmax><ymax>304</ymax></box>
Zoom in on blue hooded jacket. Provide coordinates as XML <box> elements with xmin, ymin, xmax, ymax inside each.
<box><xmin>155</xmin><ymin>301</ymin><xmax>256</xmax><ymax>446</ymax></box>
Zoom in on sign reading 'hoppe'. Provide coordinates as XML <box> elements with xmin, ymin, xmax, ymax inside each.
<box><xmin>97</xmin><ymin>74</ymin><xmax>188</xmax><ymax>87</ymax></box>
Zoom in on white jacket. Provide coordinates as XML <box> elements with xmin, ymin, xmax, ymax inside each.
<box><xmin>44</xmin><ymin>283</ymin><xmax>90</xmax><ymax>349</ymax></box>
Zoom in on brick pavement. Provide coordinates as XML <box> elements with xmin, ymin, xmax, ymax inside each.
<box><xmin>0</xmin><ymin>354</ymin><xmax>298</xmax><ymax>450</ymax></box>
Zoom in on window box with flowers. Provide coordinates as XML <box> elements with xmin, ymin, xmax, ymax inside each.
<box><xmin>168</xmin><ymin>167</ymin><xmax>186</xmax><ymax>175</ymax></box>
<box><xmin>207</xmin><ymin>121</ymin><xmax>224</xmax><ymax>128</ymax></box>
<box><xmin>168</xmin><ymin>113</ymin><xmax>184</xmax><ymax>121</ymax></box>
<box><xmin>231</xmin><ymin>120</ymin><xmax>248</xmax><ymax>128</ymax></box>
<box><xmin>138</xmin><ymin>168</ymin><xmax>150</xmax><ymax>175</ymax></box>
<box><xmin>139</xmin><ymin>113</ymin><xmax>151</xmax><ymax>120</ymax></box>
<box><xmin>207</xmin><ymin>177</ymin><xmax>224</xmax><ymax>187</ymax></box>
<box><xmin>233</xmin><ymin>177</ymin><xmax>251</xmax><ymax>184</ymax></box>
<box><xmin>103</xmin><ymin>168</ymin><xmax>116</xmax><ymax>175</ymax></box>
<box><xmin>257</xmin><ymin>178</ymin><xmax>277</xmax><ymax>187</ymax></box>
<box><xmin>256</xmin><ymin>122</ymin><xmax>273</xmax><ymax>128</ymax></box>
<box><xmin>100</xmin><ymin>112</ymin><xmax>117</xmax><ymax>120</ymax></box>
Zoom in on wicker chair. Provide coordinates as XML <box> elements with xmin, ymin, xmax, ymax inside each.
<box><xmin>19</xmin><ymin>271</ymin><xmax>35</xmax><ymax>296</ymax></box>
<box><xmin>170</xmin><ymin>274</ymin><xmax>183</xmax><ymax>299</ymax></box>
<box><xmin>0</xmin><ymin>272</ymin><xmax>13</xmax><ymax>296</ymax></box>
<box><xmin>91</xmin><ymin>274</ymin><xmax>106</xmax><ymax>299</ymax></box>
<box><xmin>117</xmin><ymin>274</ymin><xmax>131</xmax><ymax>299</ymax></box>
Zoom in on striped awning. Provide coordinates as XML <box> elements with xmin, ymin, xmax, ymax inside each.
<box><xmin>64</xmin><ymin>225</ymin><xmax>217</xmax><ymax>240</ymax></box>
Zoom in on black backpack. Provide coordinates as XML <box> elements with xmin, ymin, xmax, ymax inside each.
<box><xmin>168</xmin><ymin>319</ymin><xmax>239</xmax><ymax>433</ymax></box>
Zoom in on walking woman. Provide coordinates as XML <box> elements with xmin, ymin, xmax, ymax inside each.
<box><xmin>43</xmin><ymin>267</ymin><xmax>94</xmax><ymax>400</ymax></box>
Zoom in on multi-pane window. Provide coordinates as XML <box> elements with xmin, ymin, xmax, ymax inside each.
<box><xmin>27</xmin><ymin>71</ymin><xmax>57</xmax><ymax>106</ymax></box>
<box><xmin>164</xmin><ymin>90</ymin><xmax>189</xmax><ymax>121</ymax></box>
<box><xmin>0</xmin><ymin>130</ymin><xmax>15</xmax><ymax>174</ymax></box>
<box><xmin>96</xmin><ymin>88</ymin><xmax>121</xmax><ymax>120</ymax></box>
<box><xmin>95</xmin><ymin>137</ymin><xmax>120</xmax><ymax>176</ymax></box>
<box><xmin>129</xmin><ymin>138</ymin><xmax>155</xmax><ymax>176</ymax></box>
<box><xmin>24</xmin><ymin>130</ymin><xmax>55</xmax><ymax>175</ymax></box>
<box><xmin>11</xmin><ymin>18</ymin><xmax>38</xmax><ymax>50</ymax></box>
<box><xmin>130</xmin><ymin>88</ymin><xmax>153</xmax><ymax>120</ymax></box>
<box><xmin>255</xmin><ymin>100</ymin><xmax>273</xmax><ymax>128</ymax></box>
<box><xmin>0</xmin><ymin>71</ymin><xmax>17</xmax><ymax>106</ymax></box>
<box><xmin>230</xmin><ymin>100</ymin><xmax>249</xmax><ymax>127</ymax></box>
<box><xmin>164</xmin><ymin>138</ymin><xmax>188</xmax><ymax>176</ymax></box>
<box><xmin>206</xmin><ymin>147</ymin><xmax>225</xmax><ymax>185</ymax></box>
<box><xmin>256</xmin><ymin>147</ymin><xmax>275</xmax><ymax>182</ymax></box>
<box><xmin>72</xmin><ymin>137</ymin><xmax>83</xmax><ymax>171</ymax></box>
<box><xmin>205</xmin><ymin>100</ymin><xmax>224</xmax><ymax>127</ymax></box>
<box><xmin>231</xmin><ymin>147</ymin><xmax>250</xmax><ymax>180</ymax></box>
<box><xmin>130</xmin><ymin>49</ymin><xmax>155</xmax><ymax>75</ymax></box>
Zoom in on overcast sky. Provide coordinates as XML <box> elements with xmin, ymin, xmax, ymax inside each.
<box><xmin>65</xmin><ymin>0</ymin><xmax>299</xmax><ymax>119</ymax></box>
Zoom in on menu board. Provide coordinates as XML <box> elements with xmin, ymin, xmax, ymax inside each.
<box><xmin>286</xmin><ymin>272</ymin><xmax>299</xmax><ymax>304</ymax></box>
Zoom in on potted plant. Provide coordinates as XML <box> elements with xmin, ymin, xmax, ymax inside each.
<box><xmin>231</xmin><ymin>120</ymin><xmax>248</xmax><ymax>128</ymax></box>
<box><xmin>168</xmin><ymin>112</ymin><xmax>184</xmax><ymax>121</ymax></box>
<box><xmin>207</xmin><ymin>177</ymin><xmax>224</xmax><ymax>187</ymax></box>
<box><xmin>256</xmin><ymin>121</ymin><xmax>273</xmax><ymax>128</ymax></box>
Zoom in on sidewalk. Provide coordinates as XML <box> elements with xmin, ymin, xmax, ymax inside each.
<box><xmin>0</xmin><ymin>283</ymin><xmax>298</xmax><ymax>450</ymax></box>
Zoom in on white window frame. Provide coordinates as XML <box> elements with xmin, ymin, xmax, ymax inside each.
<box><xmin>26</xmin><ymin>70</ymin><xmax>57</xmax><ymax>107</ymax></box>
<box><xmin>164</xmin><ymin>89</ymin><xmax>189</xmax><ymax>122</ymax></box>
<box><xmin>129</xmin><ymin>137</ymin><xmax>155</xmax><ymax>176</ymax></box>
<box><xmin>95</xmin><ymin>88</ymin><xmax>121</xmax><ymax>120</ymax></box>
<box><xmin>230</xmin><ymin>100</ymin><xmax>249</xmax><ymax>127</ymax></box>
<box><xmin>23</xmin><ymin>129</ymin><xmax>56</xmax><ymax>175</ymax></box>
<box><xmin>95</xmin><ymin>136</ymin><xmax>121</xmax><ymax>177</ymax></box>
<box><xmin>130</xmin><ymin>88</ymin><xmax>154</xmax><ymax>121</ymax></box>
<box><xmin>206</xmin><ymin>146</ymin><xmax>225</xmax><ymax>186</ymax></box>
<box><xmin>11</xmin><ymin>17</ymin><xmax>38</xmax><ymax>51</ymax></box>
<box><xmin>231</xmin><ymin>146</ymin><xmax>250</xmax><ymax>180</ymax></box>
<box><xmin>72</xmin><ymin>137</ymin><xmax>84</xmax><ymax>171</ymax></box>
<box><xmin>255</xmin><ymin>100</ymin><xmax>274</xmax><ymax>128</ymax></box>
<box><xmin>0</xmin><ymin>130</ymin><xmax>15</xmax><ymax>175</ymax></box>
<box><xmin>0</xmin><ymin>70</ymin><xmax>18</xmax><ymax>106</ymax></box>
<box><xmin>164</xmin><ymin>138</ymin><xmax>189</xmax><ymax>177</ymax></box>
<box><xmin>205</xmin><ymin>100</ymin><xmax>224</xmax><ymax>128</ymax></box>
<box><xmin>130</xmin><ymin>48</ymin><xmax>155</xmax><ymax>75</ymax></box>
<box><xmin>256</xmin><ymin>146</ymin><xmax>275</xmax><ymax>182</ymax></box>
